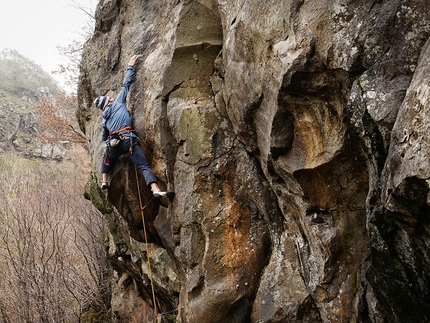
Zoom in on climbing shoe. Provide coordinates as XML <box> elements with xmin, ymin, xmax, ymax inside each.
<box><xmin>101</xmin><ymin>181</ymin><xmax>109</xmax><ymax>190</ymax></box>
<box><xmin>153</xmin><ymin>190</ymin><xmax>175</xmax><ymax>199</ymax></box>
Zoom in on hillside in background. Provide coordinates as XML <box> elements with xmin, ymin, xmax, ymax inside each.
<box><xmin>0</xmin><ymin>49</ymin><xmax>83</xmax><ymax>160</ymax></box>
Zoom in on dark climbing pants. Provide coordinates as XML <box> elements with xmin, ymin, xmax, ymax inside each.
<box><xmin>101</xmin><ymin>138</ymin><xmax>157</xmax><ymax>186</ymax></box>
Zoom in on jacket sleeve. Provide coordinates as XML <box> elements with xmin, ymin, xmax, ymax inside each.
<box><xmin>101</xmin><ymin>119</ymin><xmax>109</xmax><ymax>141</ymax></box>
<box><xmin>115</xmin><ymin>67</ymin><xmax>135</xmax><ymax>104</ymax></box>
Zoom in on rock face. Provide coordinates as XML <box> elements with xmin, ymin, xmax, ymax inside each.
<box><xmin>77</xmin><ymin>0</ymin><xmax>430</xmax><ymax>322</ymax></box>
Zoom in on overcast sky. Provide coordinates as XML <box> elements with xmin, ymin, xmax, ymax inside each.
<box><xmin>0</xmin><ymin>0</ymin><xmax>97</xmax><ymax>90</ymax></box>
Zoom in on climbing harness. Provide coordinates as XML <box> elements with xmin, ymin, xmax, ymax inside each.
<box><xmin>109</xmin><ymin>126</ymin><xmax>137</xmax><ymax>154</ymax></box>
<box><xmin>134</xmin><ymin>165</ymin><xmax>158</xmax><ymax>322</ymax></box>
<box><xmin>104</xmin><ymin>126</ymin><xmax>139</xmax><ymax>166</ymax></box>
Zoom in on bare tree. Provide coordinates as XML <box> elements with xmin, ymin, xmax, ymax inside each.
<box><xmin>36</xmin><ymin>91</ymin><xmax>86</xmax><ymax>144</ymax></box>
<box><xmin>54</xmin><ymin>0</ymin><xmax>96</xmax><ymax>94</ymax></box>
<box><xmin>70</xmin><ymin>0</ymin><xmax>96</xmax><ymax>38</ymax></box>
<box><xmin>0</xmin><ymin>152</ymin><xmax>111</xmax><ymax>322</ymax></box>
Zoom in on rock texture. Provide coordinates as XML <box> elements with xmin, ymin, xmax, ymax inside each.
<box><xmin>77</xmin><ymin>0</ymin><xmax>430</xmax><ymax>322</ymax></box>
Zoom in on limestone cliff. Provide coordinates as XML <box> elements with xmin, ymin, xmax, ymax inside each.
<box><xmin>77</xmin><ymin>0</ymin><xmax>430</xmax><ymax>322</ymax></box>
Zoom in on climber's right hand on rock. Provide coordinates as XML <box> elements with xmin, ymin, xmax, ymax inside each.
<box><xmin>128</xmin><ymin>55</ymin><xmax>139</xmax><ymax>67</ymax></box>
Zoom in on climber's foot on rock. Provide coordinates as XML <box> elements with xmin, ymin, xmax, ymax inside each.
<box><xmin>153</xmin><ymin>190</ymin><xmax>175</xmax><ymax>199</ymax></box>
<box><xmin>101</xmin><ymin>181</ymin><xmax>109</xmax><ymax>190</ymax></box>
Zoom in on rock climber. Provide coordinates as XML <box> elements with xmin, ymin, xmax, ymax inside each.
<box><xmin>94</xmin><ymin>54</ymin><xmax>174</xmax><ymax>200</ymax></box>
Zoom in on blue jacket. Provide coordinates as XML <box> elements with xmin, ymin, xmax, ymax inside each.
<box><xmin>102</xmin><ymin>67</ymin><xmax>135</xmax><ymax>141</ymax></box>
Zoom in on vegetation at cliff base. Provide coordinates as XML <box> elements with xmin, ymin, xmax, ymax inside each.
<box><xmin>0</xmin><ymin>47</ymin><xmax>111</xmax><ymax>321</ymax></box>
<box><xmin>0</xmin><ymin>152</ymin><xmax>111</xmax><ymax>322</ymax></box>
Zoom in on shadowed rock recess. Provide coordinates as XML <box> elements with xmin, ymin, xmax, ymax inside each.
<box><xmin>77</xmin><ymin>0</ymin><xmax>430</xmax><ymax>322</ymax></box>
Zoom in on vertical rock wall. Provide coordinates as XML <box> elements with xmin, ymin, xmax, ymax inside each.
<box><xmin>77</xmin><ymin>0</ymin><xmax>430</xmax><ymax>322</ymax></box>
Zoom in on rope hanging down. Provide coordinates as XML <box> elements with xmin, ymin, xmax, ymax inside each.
<box><xmin>134</xmin><ymin>165</ymin><xmax>158</xmax><ymax>322</ymax></box>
